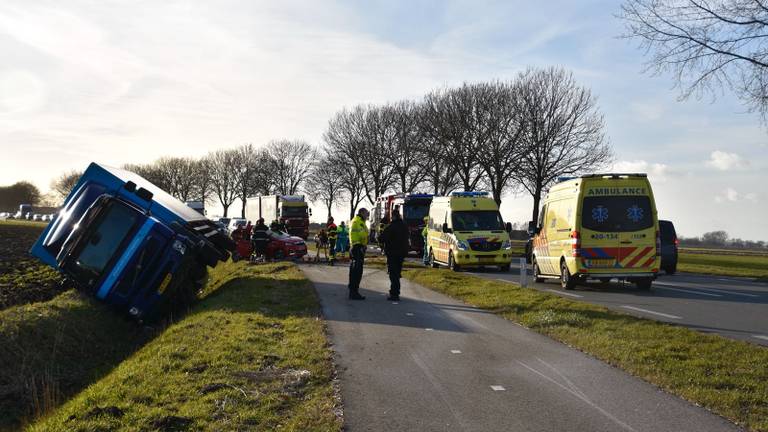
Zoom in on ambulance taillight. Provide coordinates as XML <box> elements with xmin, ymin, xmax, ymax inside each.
<box><xmin>570</xmin><ymin>230</ymin><xmax>581</xmax><ymax>257</ymax></box>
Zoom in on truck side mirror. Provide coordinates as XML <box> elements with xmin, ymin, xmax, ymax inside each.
<box><xmin>527</xmin><ymin>221</ymin><xmax>537</xmax><ymax>235</ymax></box>
<box><xmin>442</xmin><ymin>222</ymin><xmax>450</xmax><ymax>233</ymax></box>
<box><xmin>124</xmin><ymin>181</ymin><xmax>137</xmax><ymax>193</ymax></box>
<box><xmin>505</xmin><ymin>222</ymin><xmax>513</xmax><ymax>233</ymax></box>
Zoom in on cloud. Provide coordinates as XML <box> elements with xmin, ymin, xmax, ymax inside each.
<box><xmin>706</xmin><ymin>151</ymin><xmax>749</xmax><ymax>171</ymax></box>
<box><xmin>629</xmin><ymin>102</ymin><xmax>664</xmax><ymax>121</ymax></box>
<box><xmin>714</xmin><ymin>188</ymin><xmax>758</xmax><ymax>203</ymax></box>
<box><xmin>612</xmin><ymin>160</ymin><xmax>670</xmax><ymax>182</ymax></box>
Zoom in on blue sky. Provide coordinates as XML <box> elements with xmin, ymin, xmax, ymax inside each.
<box><xmin>0</xmin><ymin>0</ymin><xmax>765</xmax><ymax>239</ymax></box>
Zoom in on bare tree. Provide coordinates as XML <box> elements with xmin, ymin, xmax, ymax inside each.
<box><xmin>619</xmin><ymin>0</ymin><xmax>768</xmax><ymax>120</ymax></box>
<box><xmin>305</xmin><ymin>147</ymin><xmax>345</xmax><ymax>219</ymax></box>
<box><xmin>267</xmin><ymin>140</ymin><xmax>316</xmax><ymax>195</ymax></box>
<box><xmin>420</xmin><ymin>85</ymin><xmax>485</xmax><ymax>191</ymax></box>
<box><xmin>513</xmin><ymin>67</ymin><xmax>613</xmax><ymax>223</ymax></box>
<box><xmin>232</xmin><ymin>144</ymin><xmax>271</xmax><ymax>218</ymax></box>
<box><xmin>474</xmin><ymin>81</ymin><xmax>526</xmax><ymax>205</ymax></box>
<box><xmin>154</xmin><ymin>157</ymin><xmax>199</xmax><ymax>202</ymax></box>
<box><xmin>385</xmin><ymin>101</ymin><xmax>429</xmax><ymax>192</ymax></box>
<box><xmin>122</xmin><ymin>162</ymin><xmax>170</xmax><ymax>191</ymax></box>
<box><xmin>191</xmin><ymin>157</ymin><xmax>213</xmax><ymax>203</ymax></box>
<box><xmin>206</xmin><ymin>149</ymin><xmax>241</xmax><ymax>217</ymax></box>
<box><xmin>50</xmin><ymin>170</ymin><xmax>83</xmax><ymax>203</ymax></box>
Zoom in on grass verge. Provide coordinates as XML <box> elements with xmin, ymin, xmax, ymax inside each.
<box><xmin>401</xmin><ymin>266</ymin><xmax>768</xmax><ymax>432</ymax></box>
<box><xmin>29</xmin><ymin>261</ymin><xmax>341</xmax><ymax>432</ymax></box>
<box><xmin>678</xmin><ymin>251</ymin><xmax>768</xmax><ymax>279</ymax></box>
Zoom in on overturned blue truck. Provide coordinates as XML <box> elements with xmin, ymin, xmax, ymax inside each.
<box><xmin>30</xmin><ymin>163</ymin><xmax>234</xmax><ymax>321</ymax></box>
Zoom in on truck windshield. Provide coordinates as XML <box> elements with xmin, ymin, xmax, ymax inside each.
<box><xmin>282</xmin><ymin>206</ymin><xmax>307</xmax><ymax>217</ymax></box>
<box><xmin>403</xmin><ymin>204</ymin><xmax>429</xmax><ymax>222</ymax></box>
<box><xmin>582</xmin><ymin>196</ymin><xmax>653</xmax><ymax>232</ymax></box>
<box><xmin>66</xmin><ymin>202</ymin><xmax>139</xmax><ymax>286</ymax></box>
<box><xmin>452</xmin><ymin>211</ymin><xmax>504</xmax><ymax>231</ymax></box>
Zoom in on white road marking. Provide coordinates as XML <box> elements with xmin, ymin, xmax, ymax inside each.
<box><xmin>753</xmin><ymin>335</ymin><xmax>768</xmax><ymax>341</ymax></box>
<box><xmin>655</xmin><ymin>282</ymin><xmax>760</xmax><ymax>298</ymax></box>
<box><xmin>391</xmin><ymin>302</ymin><xmax>399</xmax><ymax>305</ymax></box>
<box><xmin>425</xmin><ymin>328</ymin><xmax>434</xmax><ymax>331</ymax></box>
<box><xmin>545</xmin><ymin>289</ymin><xmax>583</xmax><ymax>298</ymax></box>
<box><xmin>656</xmin><ymin>286</ymin><xmax>722</xmax><ymax>297</ymax></box>
<box><xmin>490</xmin><ymin>385</ymin><xmax>506</xmax><ymax>391</ymax></box>
<box><xmin>621</xmin><ymin>306</ymin><xmax>682</xmax><ymax>320</ymax></box>
<box><xmin>451</xmin><ymin>350</ymin><xmax>462</xmax><ymax>354</ymax></box>
<box><xmin>495</xmin><ymin>278</ymin><xmax>512</xmax><ymax>283</ymax></box>
<box><xmin>406</xmin><ymin>312</ymin><xmax>414</xmax><ymax>316</ymax></box>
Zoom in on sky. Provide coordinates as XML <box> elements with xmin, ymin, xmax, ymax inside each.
<box><xmin>0</xmin><ymin>0</ymin><xmax>766</xmax><ymax>240</ymax></box>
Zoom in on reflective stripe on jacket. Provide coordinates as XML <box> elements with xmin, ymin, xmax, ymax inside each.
<box><xmin>350</xmin><ymin>216</ymin><xmax>369</xmax><ymax>246</ymax></box>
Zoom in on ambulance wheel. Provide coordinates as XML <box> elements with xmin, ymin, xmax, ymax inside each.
<box><xmin>560</xmin><ymin>261</ymin><xmax>576</xmax><ymax>290</ymax></box>
<box><xmin>429</xmin><ymin>249</ymin><xmax>439</xmax><ymax>268</ymax></box>
<box><xmin>532</xmin><ymin>258</ymin><xmax>544</xmax><ymax>283</ymax></box>
<box><xmin>665</xmin><ymin>265</ymin><xmax>677</xmax><ymax>275</ymax></box>
<box><xmin>449</xmin><ymin>252</ymin><xmax>461</xmax><ymax>272</ymax></box>
<box><xmin>635</xmin><ymin>278</ymin><xmax>653</xmax><ymax>291</ymax></box>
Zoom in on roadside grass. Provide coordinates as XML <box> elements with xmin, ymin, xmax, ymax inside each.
<box><xmin>0</xmin><ymin>221</ymin><xmax>64</xmax><ymax>309</ymax></box>
<box><xmin>678</xmin><ymin>251</ymin><xmax>768</xmax><ymax>280</ymax></box>
<box><xmin>30</xmin><ymin>260</ymin><xmax>341</xmax><ymax>432</ymax></box>
<box><xmin>400</xmin><ymin>267</ymin><xmax>768</xmax><ymax>432</ymax></box>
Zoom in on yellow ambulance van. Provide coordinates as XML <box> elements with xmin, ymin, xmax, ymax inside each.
<box><xmin>528</xmin><ymin>174</ymin><xmax>659</xmax><ymax>290</ymax></box>
<box><xmin>426</xmin><ymin>191</ymin><xmax>514</xmax><ymax>272</ymax></box>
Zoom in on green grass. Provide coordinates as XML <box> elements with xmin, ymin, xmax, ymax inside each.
<box><xmin>28</xmin><ymin>261</ymin><xmax>341</xmax><ymax>432</ymax></box>
<box><xmin>678</xmin><ymin>251</ymin><xmax>768</xmax><ymax>279</ymax></box>
<box><xmin>400</xmin><ymin>267</ymin><xmax>768</xmax><ymax>432</ymax></box>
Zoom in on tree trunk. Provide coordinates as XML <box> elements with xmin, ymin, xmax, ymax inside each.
<box><xmin>241</xmin><ymin>197</ymin><xmax>247</xmax><ymax>218</ymax></box>
<box><xmin>530</xmin><ymin>184</ymin><xmax>542</xmax><ymax>224</ymax></box>
<box><xmin>222</xmin><ymin>204</ymin><xmax>230</xmax><ymax>217</ymax></box>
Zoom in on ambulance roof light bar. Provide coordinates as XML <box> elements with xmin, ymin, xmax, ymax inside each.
<box><xmin>581</xmin><ymin>173</ymin><xmax>648</xmax><ymax>179</ymax></box>
<box><xmin>450</xmin><ymin>191</ymin><xmax>490</xmax><ymax>197</ymax></box>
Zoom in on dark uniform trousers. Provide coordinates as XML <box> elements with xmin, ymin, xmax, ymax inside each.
<box><xmin>348</xmin><ymin>244</ymin><xmax>366</xmax><ymax>294</ymax></box>
<box><xmin>387</xmin><ymin>255</ymin><xmax>405</xmax><ymax>297</ymax></box>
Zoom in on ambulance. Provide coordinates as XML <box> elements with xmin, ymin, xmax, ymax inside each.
<box><xmin>528</xmin><ymin>174</ymin><xmax>659</xmax><ymax>290</ymax></box>
<box><xmin>426</xmin><ymin>191</ymin><xmax>514</xmax><ymax>271</ymax></box>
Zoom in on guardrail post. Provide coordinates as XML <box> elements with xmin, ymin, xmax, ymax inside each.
<box><xmin>519</xmin><ymin>257</ymin><xmax>528</xmax><ymax>287</ymax></box>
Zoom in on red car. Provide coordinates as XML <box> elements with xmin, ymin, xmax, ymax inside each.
<box><xmin>232</xmin><ymin>230</ymin><xmax>308</xmax><ymax>262</ymax></box>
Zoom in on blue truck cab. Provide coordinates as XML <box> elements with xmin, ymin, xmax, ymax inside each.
<box><xmin>30</xmin><ymin>163</ymin><xmax>233</xmax><ymax>321</ymax></box>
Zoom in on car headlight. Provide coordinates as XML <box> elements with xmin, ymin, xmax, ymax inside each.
<box><xmin>457</xmin><ymin>240</ymin><xmax>469</xmax><ymax>251</ymax></box>
<box><xmin>172</xmin><ymin>240</ymin><xmax>187</xmax><ymax>255</ymax></box>
<box><xmin>502</xmin><ymin>240</ymin><xmax>512</xmax><ymax>250</ymax></box>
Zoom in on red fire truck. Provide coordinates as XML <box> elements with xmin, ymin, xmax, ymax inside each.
<box><xmin>372</xmin><ymin>193</ymin><xmax>433</xmax><ymax>254</ymax></box>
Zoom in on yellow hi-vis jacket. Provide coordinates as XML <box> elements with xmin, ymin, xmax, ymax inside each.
<box><xmin>350</xmin><ymin>216</ymin><xmax>369</xmax><ymax>247</ymax></box>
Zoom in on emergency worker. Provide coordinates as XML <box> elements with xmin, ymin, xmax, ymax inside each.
<box><xmin>251</xmin><ymin>218</ymin><xmax>270</xmax><ymax>261</ymax></box>
<box><xmin>270</xmin><ymin>220</ymin><xmax>280</xmax><ymax>232</ymax></box>
<box><xmin>422</xmin><ymin>216</ymin><xmax>430</xmax><ymax>265</ymax></box>
<box><xmin>379</xmin><ymin>210</ymin><xmax>409</xmax><ymax>301</ymax></box>
<box><xmin>348</xmin><ymin>208</ymin><xmax>370</xmax><ymax>300</ymax></box>
<box><xmin>327</xmin><ymin>217</ymin><xmax>338</xmax><ymax>265</ymax></box>
<box><xmin>336</xmin><ymin>221</ymin><xmax>350</xmax><ymax>258</ymax></box>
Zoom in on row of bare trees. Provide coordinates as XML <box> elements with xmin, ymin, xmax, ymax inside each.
<box><xmin>317</xmin><ymin>67</ymin><xmax>613</xmax><ymax>222</ymax></box>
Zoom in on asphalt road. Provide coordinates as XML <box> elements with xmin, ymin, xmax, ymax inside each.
<box><xmin>302</xmin><ymin>264</ymin><xmax>741</xmax><ymax>432</ymax></box>
<box><xmin>458</xmin><ymin>260</ymin><xmax>768</xmax><ymax>346</ymax></box>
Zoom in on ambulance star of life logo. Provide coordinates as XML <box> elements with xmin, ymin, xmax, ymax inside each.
<box><xmin>591</xmin><ymin>206</ymin><xmax>609</xmax><ymax>223</ymax></box>
<box><xmin>627</xmin><ymin>205</ymin><xmax>644</xmax><ymax>223</ymax></box>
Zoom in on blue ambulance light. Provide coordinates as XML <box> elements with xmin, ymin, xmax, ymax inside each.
<box><xmin>406</xmin><ymin>193</ymin><xmax>434</xmax><ymax>199</ymax></box>
<box><xmin>450</xmin><ymin>191</ymin><xmax>490</xmax><ymax>197</ymax></box>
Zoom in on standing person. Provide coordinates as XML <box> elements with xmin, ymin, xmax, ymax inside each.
<box><xmin>379</xmin><ymin>210</ymin><xmax>410</xmax><ymax>301</ymax></box>
<box><xmin>279</xmin><ymin>220</ymin><xmax>288</xmax><ymax>233</ymax></box>
<box><xmin>422</xmin><ymin>216</ymin><xmax>430</xmax><ymax>265</ymax></box>
<box><xmin>315</xmin><ymin>228</ymin><xmax>329</xmax><ymax>262</ymax></box>
<box><xmin>327</xmin><ymin>217</ymin><xmax>338</xmax><ymax>266</ymax></box>
<box><xmin>336</xmin><ymin>221</ymin><xmax>349</xmax><ymax>258</ymax></box>
<box><xmin>348</xmin><ymin>208</ymin><xmax>370</xmax><ymax>300</ymax></box>
<box><xmin>270</xmin><ymin>220</ymin><xmax>280</xmax><ymax>232</ymax></box>
<box><xmin>251</xmin><ymin>218</ymin><xmax>270</xmax><ymax>262</ymax></box>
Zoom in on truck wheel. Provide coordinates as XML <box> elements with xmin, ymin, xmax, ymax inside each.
<box><xmin>560</xmin><ymin>261</ymin><xmax>576</xmax><ymax>290</ymax></box>
<box><xmin>533</xmin><ymin>258</ymin><xmax>544</xmax><ymax>283</ymax></box>
<box><xmin>635</xmin><ymin>278</ymin><xmax>653</xmax><ymax>291</ymax></box>
<box><xmin>449</xmin><ymin>252</ymin><xmax>461</xmax><ymax>272</ymax></box>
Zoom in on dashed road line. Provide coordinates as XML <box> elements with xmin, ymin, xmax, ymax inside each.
<box><xmin>655</xmin><ymin>282</ymin><xmax>760</xmax><ymax>298</ymax></box>
<box><xmin>545</xmin><ymin>289</ymin><xmax>583</xmax><ymax>298</ymax></box>
<box><xmin>621</xmin><ymin>306</ymin><xmax>682</xmax><ymax>320</ymax></box>
<box><xmin>655</xmin><ymin>286</ymin><xmax>722</xmax><ymax>297</ymax></box>
<box><xmin>490</xmin><ymin>385</ymin><xmax>506</xmax><ymax>391</ymax></box>
<box><xmin>451</xmin><ymin>350</ymin><xmax>462</xmax><ymax>354</ymax></box>
<box><xmin>753</xmin><ymin>335</ymin><xmax>768</xmax><ymax>341</ymax></box>
<box><xmin>425</xmin><ymin>328</ymin><xmax>434</xmax><ymax>331</ymax></box>
<box><xmin>405</xmin><ymin>312</ymin><xmax>414</xmax><ymax>316</ymax></box>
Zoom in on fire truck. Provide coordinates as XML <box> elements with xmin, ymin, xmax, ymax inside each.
<box><xmin>372</xmin><ymin>193</ymin><xmax>433</xmax><ymax>254</ymax></box>
<box><xmin>245</xmin><ymin>195</ymin><xmax>311</xmax><ymax>239</ymax></box>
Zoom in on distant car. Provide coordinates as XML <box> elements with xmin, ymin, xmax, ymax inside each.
<box><xmin>32</xmin><ymin>214</ymin><xmax>43</xmax><ymax>221</ymax></box>
<box><xmin>213</xmin><ymin>221</ymin><xmax>227</xmax><ymax>234</ymax></box>
<box><xmin>218</xmin><ymin>217</ymin><xmax>231</xmax><ymax>229</ymax></box>
<box><xmin>227</xmin><ymin>218</ymin><xmax>247</xmax><ymax>233</ymax></box>
<box><xmin>659</xmin><ymin>220</ymin><xmax>678</xmax><ymax>275</ymax></box>
<box><xmin>232</xmin><ymin>229</ymin><xmax>308</xmax><ymax>262</ymax></box>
